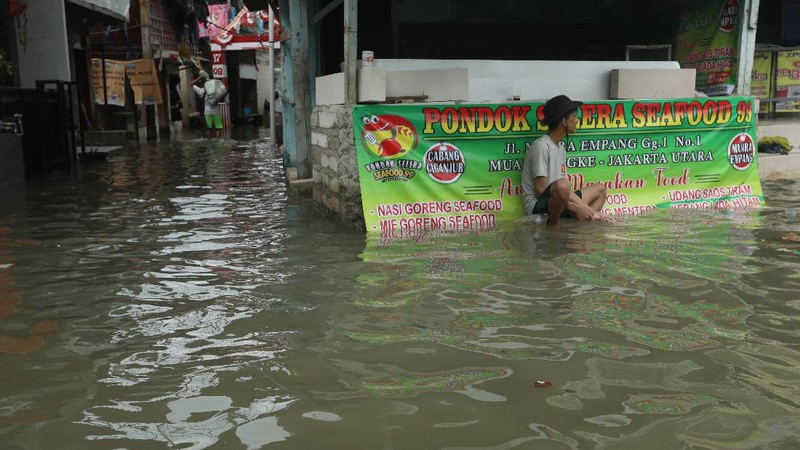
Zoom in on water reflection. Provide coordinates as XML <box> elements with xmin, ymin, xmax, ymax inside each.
<box><xmin>2</xmin><ymin>131</ymin><xmax>800</xmax><ymax>449</ymax></box>
<box><xmin>0</xmin><ymin>223</ymin><xmax>59</xmax><ymax>354</ymax></box>
<box><xmin>325</xmin><ymin>205</ymin><xmax>800</xmax><ymax>448</ymax></box>
<box><xmin>70</xmin><ymin>139</ymin><xmax>300</xmax><ymax>449</ymax></box>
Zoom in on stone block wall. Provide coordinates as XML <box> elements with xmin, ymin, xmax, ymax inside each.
<box><xmin>310</xmin><ymin>104</ymin><xmax>364</xmax><ymax>229</ymax></box>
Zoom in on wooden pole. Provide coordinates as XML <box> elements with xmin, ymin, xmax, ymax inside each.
<box><xmin>344</xmin><ymin>0</ymin><xmax>357</xmax><ymax>105</ymax></box>
<box><xmin>101</xmin><ymin>44</ymin><xmax>110</xmax><ymax>128</ymax></box>
<box><xmin>289</xmin><ymin>0</ymin><xmax>311</xmax><ymax>178</ymax></box>
<box><xmin>268</xmin><ymin>4</ymin><xmax>276</xmax><ymax>148</ymax></box>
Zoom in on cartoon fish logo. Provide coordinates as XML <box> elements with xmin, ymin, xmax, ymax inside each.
<box><xmin>360</xmin><ymin>114</ymin><xmax>418</xmax><ymax>158</ymax></box>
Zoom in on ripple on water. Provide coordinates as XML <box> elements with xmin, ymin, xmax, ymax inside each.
<box><xmin>4</xmin><ymin>150</ymin><xmax>800</xmax><ymax>449</ymax></box>
<box><xmin>301</xmin><ymin>411</ymin><xmax>342</xmax><ymax>422</ymax></box>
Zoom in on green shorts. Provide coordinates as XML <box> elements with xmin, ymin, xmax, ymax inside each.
<box><xmin>204</xmin><ymin>114</ymin><xmax>223</xmax><ymax>129</ymax></box>
<box><xmin>531</xmin><ymin>182</ymin><xmax>582</xmax><ymax>218</ymax></box>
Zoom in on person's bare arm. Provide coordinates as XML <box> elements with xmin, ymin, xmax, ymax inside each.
<box><xmin>533</xmin><ymin>176</ymin><xmax>549</xmax><ymax>198</ymax></box>
<box><xmin>568</xmin><ymin>192</ymin><xmax>612</xmax><ymax>221</ymax></box>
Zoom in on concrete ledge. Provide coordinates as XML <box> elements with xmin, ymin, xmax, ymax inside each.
<box><xmin>759</xmin><ymin>151</ymin><xmax>800</xmax><ymax>180</ymax></box>
<box><xmin>84</xmin><ymin>130</ymin><xmax>129</xmax><ymax>146</ymax></box>
<box><xmin>757</xmin><ymin>120</ymin><xmax>800</xmax><ymax>150</ymax></box>
<box><xmin>285</xmin><ymin>167</ymin><xmax>314</xmax><ymax>194</ymax></box>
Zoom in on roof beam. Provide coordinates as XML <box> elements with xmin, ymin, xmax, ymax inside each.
<box><xmin>312</xmin><ymin>0</ymin><xmax>343</xmax><ymax>25</ymax></box>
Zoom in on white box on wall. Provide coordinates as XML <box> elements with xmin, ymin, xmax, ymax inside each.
<box><xmin>610</xmin><ymin>68</ymin><xmax>697</xmax><ymax>99</ymax></box>
<box><xmin>315</xmin><ymin>72</ymin><xmax>346</xmax><ymax>105</ymax></box>
<box><xmin>357</xmin><ymin>67</ymin><xmax>387</xmax><ymax>103</ymax></box>
<box><xmin>386</xmin><ymin>68</ymin><xmax>469</xmax><ymax>102</ymax></box>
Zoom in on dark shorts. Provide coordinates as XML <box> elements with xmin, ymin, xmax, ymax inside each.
<box><xmin>531</xmin><ymin>182</ymin><xmax>581</xmax><ymax>217</ymax></box>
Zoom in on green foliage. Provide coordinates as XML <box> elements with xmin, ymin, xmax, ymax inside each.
<box><xmin>0</xmin><ymin>48</ymin><xmax>14</xmax><ymax>77</ymax></box>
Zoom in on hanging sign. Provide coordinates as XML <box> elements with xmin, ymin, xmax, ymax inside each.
<box><xmin>211</xmin><ymin>49</ymin><xmax>228</xmax><ymax>85</ymax></box>
<box><xmin>91</xmin><ymin>58</ymin><xmax>126</xmax><ymax>106</ymax></box>
<box><xmin>126</xmin><ymin>59</ymin><xmax>163</xmax><ymax>105</ymax></box>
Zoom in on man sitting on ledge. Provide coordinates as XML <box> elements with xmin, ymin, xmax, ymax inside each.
<box><xmin>522</xmin><ymin>94</ymin><xmax>611</xmax><ymax>225</ymax></box>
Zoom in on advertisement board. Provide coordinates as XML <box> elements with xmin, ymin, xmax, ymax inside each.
<box><xmin>674</xmin><ymin>0</ymin><xmax>741</xmax><ymax>96</ymax></box>
<box><xmin>751</xmin><ymin>51</ymin><xmax>774</xmax><ymax>114</ymax></box>
<box><xmin>126</xmin><ymin>59</ymin><xmax>163</xmax><ymax>105</ymax></box>
<box><xmin>775</xmin><ymin>50</ymin><xmax>800</xmax><ymax>113</ymax></box>
<box><xmin>353</xmin><ymin>97</ymin><xmax>762</xmax><ymax>236</ymax></box>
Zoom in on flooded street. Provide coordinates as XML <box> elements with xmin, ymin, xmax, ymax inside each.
<box><xmin>2</xmin><ymin>131</ymin><xmax>800</xmax><ymax>449</ymax></box>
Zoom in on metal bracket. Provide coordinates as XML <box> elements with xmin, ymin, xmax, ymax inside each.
<box><xmin>0</xmin><ymin>114</ymin><xmax>23</xmax><ymax>136</ymax></box>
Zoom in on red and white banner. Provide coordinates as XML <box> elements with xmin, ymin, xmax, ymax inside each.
<box><xmin>207</xmin><ymin>6</ymin><xmax>281</xmax><ymax>49</ymax></box>
<box><xmin>199</xmin><ymin>4</ymin><xmax>231</xmax><ymax>39</ymax></box>
<box><xmin>211</xmin><ymin>48</ymin><xmax>228</xmax><ymax>86</ymax></box>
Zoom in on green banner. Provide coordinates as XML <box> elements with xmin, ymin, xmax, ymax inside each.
<box><xmin>674</xmin><ymin>0</ymin><xmax>741</xmax><ymax>96</ymax></box>
<box><xmin>353</xmin><ymin>97</ymin><xmax>762</xmax><ymax>235</ymax></box>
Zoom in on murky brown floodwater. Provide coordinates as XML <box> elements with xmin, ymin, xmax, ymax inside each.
<box><xmin>1</xmin><ymin>130</ymin><xmax>800</xmax><ymax>449</ymax></box>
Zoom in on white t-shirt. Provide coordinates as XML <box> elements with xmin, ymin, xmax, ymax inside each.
<box><xmin>192</xmin><ymin>81</ymin><xmax>221</xmax><ymax>116</ymax></box>
<box><xmin>521</xmin><ymin>134</ymin><xmax>567</xmax><ymax>214</ymax></box>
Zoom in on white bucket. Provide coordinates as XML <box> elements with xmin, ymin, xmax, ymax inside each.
<box><xmin>362</xmin><ymin>50</ymin><xmax>374</xmax><ymax>67</ymax></box>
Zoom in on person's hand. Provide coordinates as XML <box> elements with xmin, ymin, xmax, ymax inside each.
<box><xmin>592</xmin><ymin>211</ymin><xmax>615</xmax><ymax>222</ymax></box>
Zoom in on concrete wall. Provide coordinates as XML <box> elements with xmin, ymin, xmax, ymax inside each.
<box><xmin>368</xmin><ymin>59</ymin><xmax>681</xmax><ymax>102</ymax></box>
<box><xmin>16</xmin><ymin>0</ymin><xmax>72</xmax><ymax>88</ymax></box>
<box><xmin>310</xmin><ymin>104</ymin><xmax>364</xmax><ymax>229</ymax></box>
<box><xmin>0</xmin><ymin>134</ymin><xmax>26</xmax><ymax>216</ymax></box>
<box><xmin>757</xmin><ymin>119</ymin><xmax>800</xmax><ymax>179</ymax></box>
<box><xmin>316</xmin><ymin>60</ymin><xmax>685</xmax><ymax>107</ymax></box>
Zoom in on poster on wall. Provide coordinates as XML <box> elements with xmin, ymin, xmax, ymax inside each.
<box><xmin>775</xmin><ymin>50</ymin><xmax>800</xmax><ymax>113</ymax></box>
<box><xmin>91</xmin><ymin>58</ymin><xmax>126</xmax><ymax>106</ymax></box>
<box><xmin>674</xmin><ymin>0</ymin><xmax>741</xmax><ymax>96</ymax></box>
<box><xmin>126</xmin><ymin>59</ymin><xmax>163</xmax><ymax>105</ymax></box>
<box><xmin>353</xmin><ymin>98</ymin><xmax>762</xmax><ymax>237</ymax></box>
<box><xmin>751</xmin><ymin>51</ymin><xmax>773</xmax><ymax>114</ymax></box>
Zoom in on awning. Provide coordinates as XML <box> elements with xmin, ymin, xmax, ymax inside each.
<box><xmin>67</xmin><ymin>0</ymin><xmax>129</xmax><ymax>22</ymax></box>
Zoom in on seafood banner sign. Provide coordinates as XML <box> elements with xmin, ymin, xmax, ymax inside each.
<box><xmin>352</xmin><ymin>97</ymin><xmax>762</xmax><ymax>235</ymax></box>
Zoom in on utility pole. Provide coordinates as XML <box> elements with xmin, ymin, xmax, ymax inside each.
<box><xmin>735</xmin><ymin>0</ymin><xmax>761</xmax><ymax>96</ymax></box>
<box><xmin>269</xmin><ymin>4</ymin><xmax>276</xmax><ymax>149</ymax></box>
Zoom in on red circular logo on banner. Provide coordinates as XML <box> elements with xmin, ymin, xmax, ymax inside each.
<box><xmin>728</xmin><ymin>132</ymin><xmax>754</xmax><ymax>170</ymax></box>
<box><xmin>360</xmin><ymin>114</ymin><xmax>418</xmax><ymax>159</ymax></box>
<box><xmin>719</xmin><ymin>0</ymin><xmax>739</xmax><ymax>32</ymax></box>
<box><xmin>424</xmin><ymin>142</ymin><xmax>465</xmax><ymax>184</ymax></box>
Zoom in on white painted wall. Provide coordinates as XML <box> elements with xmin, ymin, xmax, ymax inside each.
<box><xmin>16</xmin><ymin>0</ymin><xmax>72</xmax><ymax>88</ymax></box>
<box><xmin>256</xmin><ymin>50</ymin><xmax>282</xmax><ymax>114</ymax></box>
<box><xmin>368</xmin><ymin>59</ymin><xmax>682</xmax><ymax>102</ymax></box>
<box><xmin>240</xmin><ymin>64</ymin><xmax>257</xmax><ymax>80</ymax></box>
<box><xmin>317</xmin><ymin>59</ymin><xmax>686</xmax><ymax>106</ymax></box>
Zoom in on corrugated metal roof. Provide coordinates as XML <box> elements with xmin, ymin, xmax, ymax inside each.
<box><xmin>67</xmin><ymin>0</ymin><xmax>130</xmax><ymax>21</ymax></box>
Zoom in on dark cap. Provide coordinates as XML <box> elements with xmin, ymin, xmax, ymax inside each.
<box><xmin>543</xmin><ymin>95</ymin><xmax>583</xmax><ymax>128</ymax></box>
